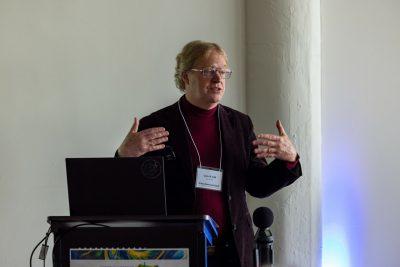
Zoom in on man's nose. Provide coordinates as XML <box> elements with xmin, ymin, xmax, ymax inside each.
<box><xmin>211</xmin><ymin>70</ymin><xmax>222</xmax><ymax>81</ymax></box>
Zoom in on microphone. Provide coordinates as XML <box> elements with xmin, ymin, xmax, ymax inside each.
<box><xmin>253</xmin><ymin>207</ymin><xmax>274</xmax><ymax>229</ymax></box>
<box><xmin>253</xmin><ymin>207</ymin><xmax>274</xmax><ymax>267</ymax></box>
<box><xmin>163</xmin><ymin>145</ymin><xmax>176</xmax><ymax>161</ymax></box>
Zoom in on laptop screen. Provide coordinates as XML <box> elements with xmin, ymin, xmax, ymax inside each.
<box><xmin>66</xmin><ymin>157</ymin><xmax>167</xmax><ymax>216</ymax></box>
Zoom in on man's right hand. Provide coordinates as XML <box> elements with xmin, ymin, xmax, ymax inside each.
<box><xmin>117</xmin><ymin>117</ymin><xmax>169</xmax><ymax>157</ymax></box>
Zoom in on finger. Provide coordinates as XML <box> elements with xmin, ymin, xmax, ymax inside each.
<box><xmin>254</xmin><ymin>147</ymin><xmax>277</xmax><ymax>154</ymax></box>
<box><xmin>276</xmin><ymin>120</ymin><xmax>286</xmax><ymax>136</ymax></box>
<box><xmin>256</xmin><ymin>150</ymin><xmax>277</xmax><ymax>158</ymax></box>
<box><xmin>257</xmin><ymin>134</ymin><xmax>280</xmax><ymax>141</ymax></box>
<box><xmin>254</xmin><ymin>147</ymin><xmax>276</xmax><ymax>156</ymax></box>
<box><xmin>148</xmin><ymin>144</ymin><xmax>166</xmax><ymax>152</ymax></box>
<box><xmin>130</xmin><ymin>117</ymin><xmax>139</xmax><ymax>133</ymax></box>
<box><xmin>148</xmin><ymin>136</ymin><xmax>168</xmax><ymax>146</ymax></box>
<box><xmin>252</xmin><ymin>139</ymin><xmax>278</xmax><ymax>147</ymax></box>
<box><xmin>255</xmin><ymin>151</ymin><xmax>277</xmax><ymax>158</ymax></box>
<box><xmin>140</xmin><ymin>127</ymin><xmax>167</xmax><ymax>136</ymax></box>
<box><xmin>143</xmin><ymin>130</ymin><xmax>169</xmax><ymax>140</ymax></box>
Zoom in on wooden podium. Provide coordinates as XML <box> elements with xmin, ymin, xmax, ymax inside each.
<box><xmin>48</xmin><ymin>215</ymin><xmax>218</xmax><ymax>267</ymax></box>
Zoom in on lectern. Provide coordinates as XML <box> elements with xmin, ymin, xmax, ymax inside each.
<box><xmin>48</xmin><ymin>215</ymin><xmax>218</xmax><ymax>267</ymax></box>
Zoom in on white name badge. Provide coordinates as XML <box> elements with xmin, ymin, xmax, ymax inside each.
<box><xmin>195</xmin><ymin>166</ymin><xmax>223</xmax><ymax>191</ymax></box>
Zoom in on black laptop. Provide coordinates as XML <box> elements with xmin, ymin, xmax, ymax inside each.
<box><xmin>66</xmin><ymin>157</ymin><xmax>167</xmax><ymax>216</ymax></box>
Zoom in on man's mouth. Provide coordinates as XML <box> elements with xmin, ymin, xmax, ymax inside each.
<box><xmin>209</xmin><ymin>84</ymin><xmax>222</xmax><ymax>91</ymax></box>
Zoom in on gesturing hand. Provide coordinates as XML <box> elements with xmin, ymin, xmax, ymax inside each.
<box><xmin>118</xmin><ymin>117</ymin><xmax>169</xmax><ymax>157</ymax></box>
<box><xmin>252</xmin><ymin>120</ymin><xmax>297</xmax><ymax>162</ymax></box>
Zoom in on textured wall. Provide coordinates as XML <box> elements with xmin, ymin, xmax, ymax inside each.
<box><xmin>246</xmin><ymin>0</ymin><xmax>321</xmax><ymax>266</ymax></box>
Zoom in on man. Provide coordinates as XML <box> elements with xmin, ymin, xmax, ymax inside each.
<box><xmin>117</xmin><ymin>40</ymin><xmax>302</xmax><ymax>267</ymax></box>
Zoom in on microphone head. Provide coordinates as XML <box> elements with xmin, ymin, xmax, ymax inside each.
<box><xmin>253</xmin><ymin>207</ymin><xmax>274</xmax><ymax>229</ymax></box>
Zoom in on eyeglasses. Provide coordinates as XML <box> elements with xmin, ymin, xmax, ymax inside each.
<box><xmin>190</xmin><ymin>67</ymin><xmax>232</xmax><ymax>79</ymax></box>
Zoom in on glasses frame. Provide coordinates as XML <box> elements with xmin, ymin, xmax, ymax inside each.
<box><xmin>190</xmin><ymin>67</ymin><xmax>232</xmax><ymax>79</ymax></box>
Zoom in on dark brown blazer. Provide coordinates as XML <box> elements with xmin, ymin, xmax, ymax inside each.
<box><xmin>125</xmin><ymin>98</ymin><xmax>302</xmax><ymax>267</ymax></box>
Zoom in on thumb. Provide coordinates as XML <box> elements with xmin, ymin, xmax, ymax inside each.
<box><xmin>130</xmin><ymin>117</ymin><xmax>139</xmax><ymax>133</ymax></box>
<box><xmin>276</xmin><ymin>120</ymin><xmax>286</xmax><ymax>136</ymax></box>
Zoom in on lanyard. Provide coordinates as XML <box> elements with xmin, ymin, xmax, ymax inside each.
<box><xmin>178</xmin><ymin>99</ymin><xmax>223</xmax><ymax>169</ymax></box>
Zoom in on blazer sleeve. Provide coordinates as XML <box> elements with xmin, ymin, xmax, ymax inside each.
<box><xmin>244</xmin><ymin>116</ymin><xmax>302</xmax><ymax>198</ymax></box>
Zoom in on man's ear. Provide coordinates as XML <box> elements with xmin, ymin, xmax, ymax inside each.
<box><xmin>182</xmin><ymin>71</ymin><xmax>189</xmax><ymax>86</ymax></box>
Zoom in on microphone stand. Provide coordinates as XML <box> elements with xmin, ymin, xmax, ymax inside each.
<box><xmin>254</xmin><ymin>227</ymin><xmax>274</xmax><ymax>267</ymax></box>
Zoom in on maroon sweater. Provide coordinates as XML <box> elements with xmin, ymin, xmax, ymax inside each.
<box><xmin>181</xmin><ymin>96</ymin><xmax>227</xmax><ymax>234</ymax></box>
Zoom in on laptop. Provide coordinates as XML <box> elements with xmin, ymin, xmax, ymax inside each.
<box><xmin>66</xmin><ymin>157</ymin><xmax>167</xmax><ymax>216</ymax></box>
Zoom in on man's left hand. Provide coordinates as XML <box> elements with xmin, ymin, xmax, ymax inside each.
<box><xmin>252</xmin><ymin>120</ymin><xmax>297</xmax><ymax>162</ymax></box>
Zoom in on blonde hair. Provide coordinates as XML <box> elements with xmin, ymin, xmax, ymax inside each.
<box><xmin>174</xmin><ymin>40</ymin><xmax>228</xmax><ymax>91</ymax></box>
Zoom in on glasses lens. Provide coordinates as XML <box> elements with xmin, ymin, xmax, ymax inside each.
<box><xmin>221</xmin><ymin>69</ymin><xmax>232</xmax><ymax>79</ymax></box>
<box><xmin>202</xmin><ymin>68</ymin><xmax>232</xmax><ymax>79</ymax></box>
<box><xmin>202</xmin><ymin>68</ymin><xmax>215</xmax><ymax>78</ymax></box>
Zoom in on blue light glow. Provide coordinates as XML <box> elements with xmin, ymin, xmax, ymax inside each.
<box><xmin>322</xmin><ymin>224</ymin><xmax>350</xmax><ymax>267</ymax></box>
<box><xmin>322</xmin><ymin>141</ymin><xmax>365</xmax><ymax>267</ymax></box>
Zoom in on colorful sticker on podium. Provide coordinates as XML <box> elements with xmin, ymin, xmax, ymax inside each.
<box><xmin>70</xmin><ymin>248</ymin><xmax>189</xmax><ymax>267</ymax></box>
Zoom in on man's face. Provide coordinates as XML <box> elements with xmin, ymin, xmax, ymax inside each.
<box><xmin>183</xmin><ymin>50</ymin><xmax>227</xmax><ymax>109</ymax></box>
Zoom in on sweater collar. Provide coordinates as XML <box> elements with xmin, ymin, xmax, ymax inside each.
<box><xmin>181</xmin><ymin>95</ymin><xmax>218</xmax><ymax>118</ymax></box>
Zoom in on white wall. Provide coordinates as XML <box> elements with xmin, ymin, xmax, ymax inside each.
<box><xmin>246</xmin><ymin>0</ymin><xmax>321</xmax><ymax>266</ymax></box>
<box><xmin>322</xmin><ymin>0</ymin><xmax>400</xmax><ymax>266</ymax></box>
<box><xmin>0</xmin><ymin>1</ymin><xmax>245</xmax><ymax>265</ymax></box>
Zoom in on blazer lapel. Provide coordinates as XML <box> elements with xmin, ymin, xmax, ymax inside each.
<box><xmin>219</xmin><ymin>105</ymin><xmax>238</xmax><ymax>191</ymax></box>
<box><xmin>166</xmin><ymin>102</ymin><xmax>195</xmax><ymax>183</ymax></box>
